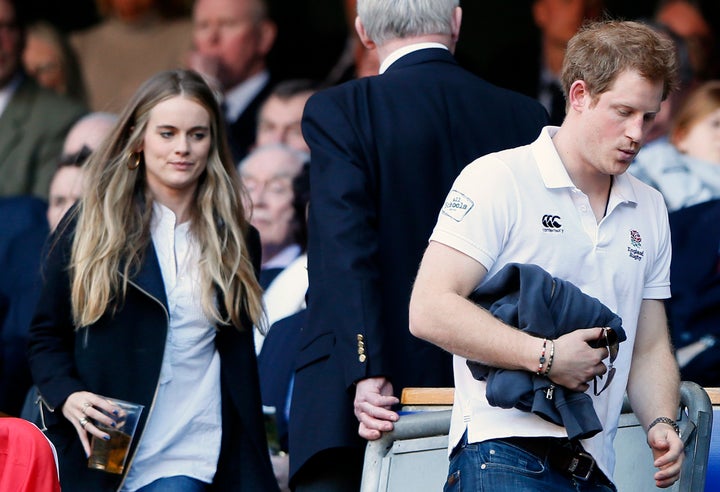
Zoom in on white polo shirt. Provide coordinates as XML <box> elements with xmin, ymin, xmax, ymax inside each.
<box><xmin>430</xmin><ymin>127</ymin><xmax>671</xmax><ymax>479</ymax></box>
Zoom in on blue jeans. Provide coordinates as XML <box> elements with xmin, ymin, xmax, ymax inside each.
<box><xmin>445</xmin><ymin>437</ymin><xmax>616</xmax><ymax>492</ymax></box>
<box><xmin>135</xmin><ymin>476</ymin><xmax>208</xmax><ymax>492</ymax></box>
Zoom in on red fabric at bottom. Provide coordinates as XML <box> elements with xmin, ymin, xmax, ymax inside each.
<box><xmin>0</xmin><ymin>417</ymin><xmax>61</xmax><ymax>492</ymax></box>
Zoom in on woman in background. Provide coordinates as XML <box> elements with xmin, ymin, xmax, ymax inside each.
<box><xmin>631</xmin><ymin>80</ymin><xmax>720</xmax><ymax>211</ymax></box>
<box><xmin>23</xmin><ymin>21</ymin><xmax>86</xmax><ymax>104</ymax></box>
<box><xmin>28</xmin><ymin>69</ymin><xmax>278</xmax><ymax>492</ymax></box>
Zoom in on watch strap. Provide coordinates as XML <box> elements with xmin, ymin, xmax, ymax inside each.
<box><xmin>648</xmin><ymin>416</ymin><xmax>680</xmax><ymax>436</ymax></box>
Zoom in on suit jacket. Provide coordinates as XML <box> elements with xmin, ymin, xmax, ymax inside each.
<box><xmin>667</xmin><ymin>199</ymin><xmax>720</xmax><ymax>385</ymax></box>
<box><xmin>226</xmin><ymin>78</ymin><xmax>274</xmax><ymax>163</ymax></box>
<box><xmin>291</xmin><ymin>47</ymin><xmax>549</xmax><ymax>480</ymax></box>
<box><xmin>0</xmin><ymin>197</ymin><xmax>49</xmax><ymax>416</ymax></box>
<box><xmin>258</xmin><ymin>308</ymin><xmax>306</xmax><ymax>453</ymax></box>
<box><xmin>27</xmin><ymin>216</ymin><xmax>278</xmax><ymax>492</ymax></box>
<box><xmin>0</xmin><ymin>75</ymin><xmax>86</xmax><ymax>199</ymax></box>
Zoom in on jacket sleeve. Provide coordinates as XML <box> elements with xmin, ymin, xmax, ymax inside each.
<box><xmin>27</xmin><ymin>217</ymin><xmax>85</xmax><ymax>411</ymax></box>
<box><xmin>303</xmin><ymin>91</ymin><xmax>385</xmax><ymax>390</ymax></box>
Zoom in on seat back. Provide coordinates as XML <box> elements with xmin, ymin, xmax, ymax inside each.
<box><xmin>360</xmin><ymin>409</ymin><xmax>450</xmax><ymax>492</ymax></box>
<box><xmin>614</xmin><ymin>381</ymin><xmax>712</xmax><ymax>492</ymax></box>
<box><xmin>360</xmin><ymin>382</ymin><xmax>713</xmax><ymax>492</ymax></box>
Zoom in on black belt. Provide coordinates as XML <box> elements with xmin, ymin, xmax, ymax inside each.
<box><xmin>500</xmin><ymin>437</ymin><xmax>609</xmax><ymax>484</ymax></box>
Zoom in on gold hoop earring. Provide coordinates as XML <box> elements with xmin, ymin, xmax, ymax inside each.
<box><xmin>127</xmin><ymin>152</ymin><xmax>141</xmax><ymax>170</ymax></box>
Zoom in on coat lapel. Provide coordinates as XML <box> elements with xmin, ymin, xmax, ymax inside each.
<box><xmin>128</xmin><ymin>243</ymin><xmax>169</xmax><ymax>310</ymax></box>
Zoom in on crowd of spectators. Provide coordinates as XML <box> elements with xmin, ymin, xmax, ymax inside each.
<box><xmin>1</xmin><ymin>0</ymin><xmax>720</xmax><ymax>490</ymax></box>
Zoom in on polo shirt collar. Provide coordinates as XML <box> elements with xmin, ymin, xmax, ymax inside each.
<box><xmin>532</xmin><ymin>126</ymin><xmax>638</xmax><ymax>206</ymax></box>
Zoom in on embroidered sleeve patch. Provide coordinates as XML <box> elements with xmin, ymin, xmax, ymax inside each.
<box><xmin>441</xmin><ymin>190</ymin><xmax>474</xmax><ymax>222</ymax></box>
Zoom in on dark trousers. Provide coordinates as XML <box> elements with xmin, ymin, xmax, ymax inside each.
<box><xmin>292</xmin><ymin>447</ymin><xmax>364</xmax><ymax>492</ymax></box>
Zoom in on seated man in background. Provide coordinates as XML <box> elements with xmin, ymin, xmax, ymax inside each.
<box><xmin>1</xmin><ymin>113</ymin><xmax>116</xmax><ymax>418</ymax></box>
<box><xmin>1</xmin><ymin>148</ymin><xmax>89</xmax><ymax>416</ymax></box>
<box><xmin>0</xmin><ymin>0</ymin><xmax>87</xmax><ymax>199</ymax></box>
<box><xmin>62</xmin><ymin>111</ymin><xmax>118</xmax><ymax>155</ymax></box>
<box><xmin>255</xmin><ymin>79</ymin><xmax>320</xmax><ymax>153</ymax></box>
<box><xmin>237</xmin><ymin>144</ymin><xmax>308</xmax><ymax>350</ymax></box>
<box><xmin>190</xmin><ymin>0</ymin><xmax>277</xmax><ymax>161</ymax></box>
<box><xmin>257</xmin><ymin>164</ymin><xmax>310</xmax><ymax>492</ymax></box>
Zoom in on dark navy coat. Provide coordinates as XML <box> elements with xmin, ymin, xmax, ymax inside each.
<box><xmin>291</xmin><ymin>47</ymin><xmax>549</xmax><ymax>481</ymax></box>
<box><xmin>0</xmin><ymin>196</ymin><xmax>49</xmax><ymax>416</ymax></box>
<box><xmin>667</xmin><ymin>199</ymin><xmax>720</xmax><ymax>386</ymax></box>
<box><xmin>27</xmin><ymin>215</ymin><xmax>279</xmax><ymax>492</ymax></box>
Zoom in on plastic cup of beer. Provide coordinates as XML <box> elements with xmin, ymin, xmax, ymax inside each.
<box><xmin>87</xmin><ymin>397</ymin><xmax>144</xmax><ymax>474</ymax></box>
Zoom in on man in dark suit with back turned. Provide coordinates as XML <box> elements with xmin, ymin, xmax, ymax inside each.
<box><xmin>289</xmin><ymin>1</ymin><xmax>549</xmax><ymax>490</ymax></box>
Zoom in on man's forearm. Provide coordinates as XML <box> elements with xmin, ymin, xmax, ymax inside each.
<box><xmin>627</xmin><ymin>331</ymin><xmax>681</xmax><ymax>429</ymax></box>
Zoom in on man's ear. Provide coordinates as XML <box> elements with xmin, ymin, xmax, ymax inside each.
<box><xmin>568</xmin><ymin>80</ymin><xmax>590</xmax><ymax>112</ymax></box>
<box><xmin>355</xmin><ymin>16</ymin><xmax>375</xmax><ymax>50</ymax></box>
<box><xmin>450</xmin><ymin>6</ymin><xmax>462</xmax><ymax>43</ymax></box>
<box><xmin>258</xmin><ymin>19</ymin><xmax>278</xmax><ymax>56</ymax></box>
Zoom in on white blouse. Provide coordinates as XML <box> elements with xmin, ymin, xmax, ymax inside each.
<box><xmin>122</xmin><ymin>203</ymin><xmax>221</xmax><ymax>491</ymax></box>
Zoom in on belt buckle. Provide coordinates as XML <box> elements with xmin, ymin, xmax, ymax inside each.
<box><xmin>567</xmin><ymin>451</ymin><xmax>595</xmax><ymax>481</ymax></box>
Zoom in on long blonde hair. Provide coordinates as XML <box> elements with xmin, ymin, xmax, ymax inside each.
<box><xmin>69</xmin><ymin>69</ymin><xmax>263</xmax><ymax>330</ymax></box>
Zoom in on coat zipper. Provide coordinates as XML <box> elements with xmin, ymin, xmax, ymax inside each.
<box><xmin>115</xmin><ymin>276</ymin><xmax>169</xmax><ymax>491</ymax></box>
<box><xmin>36</xmin><ymin>392</ymin><xmax>55</xmax><ymax>431</ymax></box>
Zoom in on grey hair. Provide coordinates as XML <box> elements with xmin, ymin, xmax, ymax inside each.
<box><xmin>237</xmin><ymin>143</ymin><xmax>310</xmax><ymax>173</ymax></box>
<box><xmin>357</xmin><ymin>0</ymin><xmax>459</xmax><ymax>46</ymax></box>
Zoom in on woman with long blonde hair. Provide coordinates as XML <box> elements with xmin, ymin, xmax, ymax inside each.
<box><xmin>28</xmin><ymin>69</ymin><xmax>278</xmax><ymax>492</ymax></box>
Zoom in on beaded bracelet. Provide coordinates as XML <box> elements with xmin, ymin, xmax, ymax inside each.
<box><xmin>542</xmin><ymin>340</ymin><xmax>555</xmax><ymax>376</ymax></box>
<box><xmin>536</xmin><ymin>338</ymin><xmax>548</xmax><ymax>375</ymax></box>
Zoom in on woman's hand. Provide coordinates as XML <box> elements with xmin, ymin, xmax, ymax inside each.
<box><xmin>62</xmin><ymin>391</ymin><xmax>121</xmax><ymax>457</ymax></box>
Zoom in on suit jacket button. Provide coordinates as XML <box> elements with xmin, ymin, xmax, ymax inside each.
<box><xmin>359</xmin><ymin>354</ymin><xmax>367</xmax><ymax>363</ymax></box>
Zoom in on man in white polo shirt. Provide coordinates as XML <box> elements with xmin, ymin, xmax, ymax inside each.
<box><xmin>410</xmin><ymin>20</ymin><xmax>684</xmax><ymax>491</ymax></box>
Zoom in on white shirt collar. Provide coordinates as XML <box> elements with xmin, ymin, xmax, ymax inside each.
<box><xmin>532</xmin><ymin>126</ymin><xmax>638</xmax><ymax>205</ymax></box>
<box><xmin>263</xmin><ymin>243</ymin><xmax>301</xmax><ymax>269</ymax></box>
<box><xmin>223</xmin><ymin>70</ymin><xmax>270</xmax><ymax>122</ymax></box>
<box><xmin>0</xmin><ymin>73</ymin><xmax>23</xmax><ymax>118</ymax></box>
<box><xmin>379</xmin><ymin>42</ymin><xmax>448</xmax><ymax>74</ymax></box>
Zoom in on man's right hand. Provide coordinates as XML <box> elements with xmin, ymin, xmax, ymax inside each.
<box><xmin>547</xmin><ymin>328</ymin><xmax>609</xmax><ymax>392</ymax></box>
<box><xmin>354</xmin><ymin>377</ymin><xmax>399</xmax><ymax>441</ymax></box>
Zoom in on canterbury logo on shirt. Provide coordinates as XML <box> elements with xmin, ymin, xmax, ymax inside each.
<box><xmin>541</xmin><ymin>214</ymin><xmax>563</xmax><ymax>232</ymax></box>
